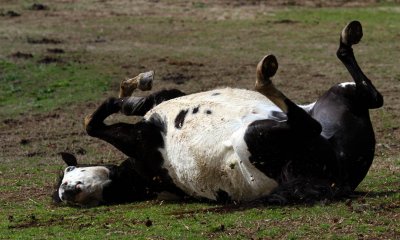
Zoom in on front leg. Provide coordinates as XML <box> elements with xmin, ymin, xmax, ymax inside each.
<box><xmin>84</xmin><ymin>71</ymin><xmax>185</xmax><ymax>156</ymax></box>
<box><xmin>84</xmin><ymin>97</ymin><xmax>155</xmax><ymax>157</ymax></box>
<box><xmin>84</xmin><ymin>97</ymin><xmax>121</xmax><ymax>134</ymax></box>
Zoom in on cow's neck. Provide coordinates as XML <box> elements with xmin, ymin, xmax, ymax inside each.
<box><xmin>102</xmin><ymin>159</ymin><xmax>155</xmax><ymax>204</ymax></box>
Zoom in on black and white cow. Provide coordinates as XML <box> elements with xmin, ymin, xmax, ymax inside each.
<box><xmin>53</xmin><ymin>21</ymin><xmax>383</xmax><ymax>206</ymax></box>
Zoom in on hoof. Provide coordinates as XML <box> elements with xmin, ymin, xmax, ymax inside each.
<box><xmin>84</xmin><ymin>114</ymin><xmax>93</xmax><ymax>129</ymax></box>
<box><xmin>256</xmin><ymin>54</ymin><xmax>278</xmax><ymax>86</ymax></box>
<box><xmin>341</xmin><ymin>21</ymin><xmax>363</xmax><ymax>46</ymax></box>
<box><xmin>137</xmin><ymin>70</ymin><xmax>154</xmax><ymax>91</ymax></box>
<box><xmin>255</xmin><ymin>54</ymin><xmax>287</xmax><ymax>113</ymax></box>
<box><xmin>119</xmin><ymin>71</ymin><xmax>154</xmax><ymax>97</ymax></box>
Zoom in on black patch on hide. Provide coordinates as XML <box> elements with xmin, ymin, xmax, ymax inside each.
<box><xmin>192</xmin><ymin>106</ymin><xmax>200</xmax><ymax>114</ymax></box>
<box><xmin>175</xmin><ymin>109</ymin><xmax>189</xmax><ymax>129</ymax></box>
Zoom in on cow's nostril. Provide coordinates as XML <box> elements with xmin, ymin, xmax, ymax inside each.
<box><xmin>64</xmin><ymin>187</ymin><xmax>81</xmax><ymax>198</ymax></box>
<box><xmin>75</xmin><ymin>184</ymin><xmax>82</xmax><ymax>191</ymax></box>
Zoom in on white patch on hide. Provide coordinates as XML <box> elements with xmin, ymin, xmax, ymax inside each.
<box><xmin>339</xmin><ymin>82</ymin><xmax>355</xmax><ymax>88</ymax></box>
<box><xmin>299</xmin><ymin>102</ymin><xmax>316</xmax><ymax>114</ymax></box>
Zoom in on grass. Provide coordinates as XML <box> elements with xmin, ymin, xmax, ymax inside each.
<box><xmin>0</xmin><ymin>60</ymin><xmax>110</xmax><ymax>117</ymax></box>
<box><xmin>0</xmin><ymin>1</ymin><xmax>399</xmax><ymax>239</ymax></box>
<box><xmin>2</xmin><ymin>190</ymin><xmax>398</xmax><ymax>239</ymax></box>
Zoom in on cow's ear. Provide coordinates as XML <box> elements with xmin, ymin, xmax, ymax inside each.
<box><xmin>59</xmin><ymin>152</ymin><xmax>77</xmax><ymax>166</ymax></box>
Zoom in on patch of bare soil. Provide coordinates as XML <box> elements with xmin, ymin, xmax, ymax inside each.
<box><xmin>165</xmin><ymin>59</ymin><xmax>204</xmax><ymax>67</ymax></box>
<box><xmin>37</xmin><ymin>56</ymin><xmax>64</xmax><ymax>64</ymax></box>
<box><xmin>27</xmin><ymin>37</ymin><xmax>63</xmax><ymax>44</ymax></box>
<box><xmin>8</xmin><ymin>214</ymin><xmax>83</xmax><ymax>229</ymax></box>
<box><xmin>47</xmin><ymin>48</ymin><xmax>65</xmax><ymax>54</ymax></box>
<box><xmin>7</xmin><ymin>208</ymin><xmax>153</xmax><ymax>230</ymax></box>
<box><xmin>29</xmin><ymin>3</ymin><xmax>49</xmax><ymax>11</ymax></box>
<box><xmin>162</xmin><ymin>72</ymin><xmax>193</xmax><ymax>85</ymax></box>
<box><xmin>0</xmin><ymin>10</ymin><xmax>21</xmax><ymax>17</ymax></box>
<box><xmin>9</xmin><ymin>52</ymin><xmax>33</xmax><ymax>59</ymax></box>
<box><xmin>216</xmin><ymin>0</ymin><xmax>379</xmax><ymax>7</ymax></box>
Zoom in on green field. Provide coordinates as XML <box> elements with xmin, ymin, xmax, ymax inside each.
<box><xmin>1</xmin><ymin>1</ymin><xmax>399</xmax><ymax>239</ymax></box>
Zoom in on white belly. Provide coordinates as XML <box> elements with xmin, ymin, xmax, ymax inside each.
<box><xmin>144</xmin><ymin>88</ymin><xmax>281</xmax><ymax>201</ymax></box>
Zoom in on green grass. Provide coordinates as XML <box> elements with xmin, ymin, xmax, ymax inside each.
<box><xmin>2</xmin><ymin>186</ymin><xmax>398</xmax><ymax>239</ymax></box>
<box><xmin>0</xmin><ymin>60</ymin><xmax>110</xmax><ymax>118</ymax></box>
<box><xmin>0</xmin><ymin>1</ymin><xmax>399</xmax><ymax>239</ymax></box>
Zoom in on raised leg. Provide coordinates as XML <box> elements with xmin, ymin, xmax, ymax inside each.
<box><xmin>310</xmin><ymin>21</ymin><xmax>383</xmax><ymax>191</ymax></box>
<box><xmin>84</xmin><ymin>96</ymin><xmax>172</xmax><ymax>158</ymax></box>
<box><xmin>84</xmin><ymin>97</ymin><xmax>140</xmax><ymax>156</ymax></box>
<box><xmin>255</xmin><ymin>55</ymin><xmax>321</xmax><ymax>136</ymax></box>
<box><xmin>337</xmin><ymin>21</ymin><xmax>383</xmax><ymax>109</ymax></box>
<box><xmin>84</xmin><ymin>89</ymin><xmax>185</xmax><ymax>156</ymax></box>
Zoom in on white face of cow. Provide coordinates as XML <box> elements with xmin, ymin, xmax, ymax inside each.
<box><xmin>58</xmin><ymin>166</ymin><xmax>111</xmax><ymax>206</ymax></box>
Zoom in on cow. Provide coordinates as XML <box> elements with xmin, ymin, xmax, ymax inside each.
<box><xmin>53</xmin><ymin>21</ymin><xmax>383</xmax><ymax>207</ymax></box>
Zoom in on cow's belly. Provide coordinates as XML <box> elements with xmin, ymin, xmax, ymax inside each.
<box><xmin>144</xmin><ymin>88</ymin><xmax>281</xmax><ymax>201</ymax></box>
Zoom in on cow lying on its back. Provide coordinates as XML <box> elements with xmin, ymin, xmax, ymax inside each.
<box><xmin>54</xmin><ymin>21</ymin><xmax>383</xmax><ymax>207</ymax></box>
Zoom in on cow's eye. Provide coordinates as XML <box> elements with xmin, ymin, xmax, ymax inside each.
<box><xmin>66</xmin><ymin>166</ymin><xmax>76</xmax><ymax>172</ymax></box>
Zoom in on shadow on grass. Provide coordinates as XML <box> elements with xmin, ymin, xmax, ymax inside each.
<box><xmin>169</xmin><ymin>189</ymin><xmax>399</xmax><ymax>216</ymax></box>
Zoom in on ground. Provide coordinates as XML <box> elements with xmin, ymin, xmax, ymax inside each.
<box><xmin>0</xmin><ymin>0</ymin><xmax>399</xmax><ymax>239</ymax></box>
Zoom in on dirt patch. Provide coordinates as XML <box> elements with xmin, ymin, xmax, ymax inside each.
<box><xmin>9</xmin><ymin>52</ymin><xmax>33</xmax><ymax>59</ymax></box>
<box><xmin>26</xmin><ymin>151</ymin><xmax>46</xmax><ymax>158</ymax></box>
<box><xmin>37</xmin><ymin>56</ymin><xmax>64</xmax><ymax>64</ymax></box>
<box><xmin>7</xmin><ymin>211</ymin><xmax>152</xmax><ymax>230</ymax></box>
<box><xmin>161</xmin><ymin>72</ymin><xmax>193</xmax><ymax>85</ymax></box>
<box><xmin>87</xmin><ymin>37</ymin><xmax>107</xmax><ymax>44</ymax></box>
<box><xmin>165</xmin><ymin>59</ymin><xmax>204</xmax><ymax>67</ymax></box>
<box><xmin>19</xmin><ymin>139</ymin><xmax>30</xmax><ymax>145</ymax></box>
<box><xmin>213</xmin><ymin>0</ymin><xmax>379</xmax><ymax>7</ymax></box>
<box><xmin>0</xmin><ymin>10</ymin><xmax>21</xmax><ymax>17</ymax></box>
<box><xmin>8</xmin><ymin>215</ymin><xmax>77</xmax><ymax>229</ymax></box>
<box><xmin>27</xmin><ymin>37</ymin><xmax>63</xmax><ymax>44</ymax></box>
<box><xmin>47</xmin><ymin>48</ymin><xmax>65</xmax><ymax>54</ymax></box>
<box><xmin>272</xmin><ymin>19</ymin><xmax>300</xmax><ymax>24</ymax></box>
<box><xmin>29</xmin><ymin>3</ymin><xmax>49</xmax><ymax>11</ymax></box>
<box><xmin>2</xmin><ymin>118</ymin><xmax>22</xmax><ymax>125</ymax></box>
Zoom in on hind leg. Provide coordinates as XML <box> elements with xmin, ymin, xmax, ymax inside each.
<box><xmin>248</xmin><ymin>55</ymin><xmax>344</xmax><ymax>203</ymax></box>
<box><xmin>311</xmin><ymin>21</ymin><xmax>383</xmax><ymax>191</ymax></box>
<box><xmin>337</xmin><ymin>21</ymin><xmax>383</xmax><ymax>109</ymax></box>
<box><xmin>244</xmin><ymin>112</ymin><xmax>339</xmax><ymax>204</ymax></box>
<box><xmin>255</xmin><ymin>55</ymin><xmax>321</xmax><ymax>136</ymax></box>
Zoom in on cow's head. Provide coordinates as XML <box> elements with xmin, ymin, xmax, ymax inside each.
<box><xmin>53</xmin><ymin>152</ymin><xmax>112</xmax><ymax>206</ymax></box>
